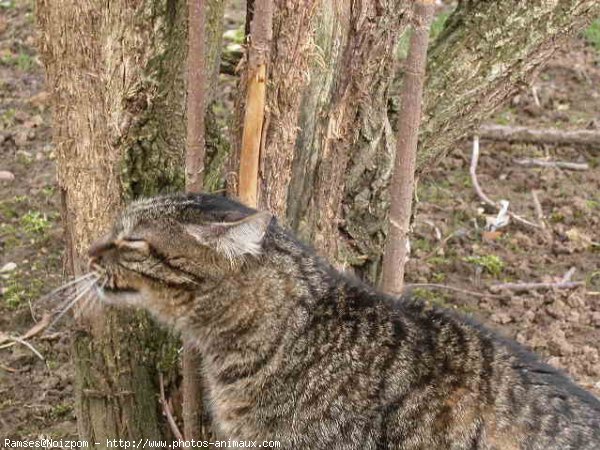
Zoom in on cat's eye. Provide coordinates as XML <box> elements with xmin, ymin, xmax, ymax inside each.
<box><xmin>116</xmin><ymin>238</ymin><xmax>150</xmax><ymax>255</ymax></box>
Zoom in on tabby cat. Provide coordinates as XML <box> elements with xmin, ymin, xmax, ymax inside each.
<box><xmin>88</xmin><ymin>193</ymin><xmax>600</xmax><ymax>449</ymax></box>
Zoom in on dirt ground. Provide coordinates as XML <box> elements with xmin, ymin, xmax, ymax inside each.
<box><xmin>1</xmin><ymin>0</ymin><xmax>599</xmax><ymax>443</ymax></box>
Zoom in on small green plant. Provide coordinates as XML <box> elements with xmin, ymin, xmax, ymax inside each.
<box><xmin>16</xmin><ymin>151</ymin><xmax>33</xmax><ymax>166</ymax></box>
<box><xmin>586</xmin><ymin>199</ymin><xmax>599</xmax><ymax>210</ymax></box>
<box><xmin>430</xmin><ymin>11</ymin><xmax>450</xmax><ymax>41</ymax></box>
<box><xmin>0</xmin><ymin>223</ymin><xmax>20</xmax><ymax>248</ymax></box>
<box><xmin>3</xmin><ymin>277</ymin><xmax>25</xmax><ymax>309</ymax></box>
<box><xmin>584</xmin><ymin>19</ymin><xmax>600</xmax><ymax>52</ymax></box>
<box><xmin>42</xmin><ymin>185</ymin><xmax>56</xmax><ymax>197</ymax></box>
<box><xmin>411</xmin><ymin>287</ymin><xmax>449</xmax><ymax>307</ymax></box>
<box><xmin>50</xmin><ymin>403</ymin><xmax>73</xmax><ymax>420</ymax></box>
<box><xmin>431</xmin><ymin>272</ymin><xmax>446</xmax><ymax>283</ymax></box>
<box><xmin>1</xmin><ymin>108</ymin><xmax>16</xmax><ymax>128</ymax></box>
<box><xmin>464</xmin><ymin>254</ymin><xmax>505</xmax><ymax>277</ymax></box>
<box><xmin>223</xmin><ymin>26</ymin><xmax>245</xmax><ymax>45</ymax></box>
<box><xmin>549</xmin><ymin>211</ymin><xmax>565</xmax><ymax>223</ymax></box>
<box><xmin>1</xmin><ymin>53</ymin><xmax>36</xmax><ymax>71</ymax></box>
<box><xmin>21</xmin><ymin>211</ymin><xmax>51</xmax><ymax>234</ymax></box>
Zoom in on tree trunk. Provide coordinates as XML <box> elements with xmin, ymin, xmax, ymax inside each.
<box><xmin>37</xmin><ymin>0</ymin><xmax>224</xmax><ymax>444</ymax></box>
<box><xmin>231</xmin><ymin>0</ymin><xmax>411</xmax><ymax>268</ymax></box>
<box><xmin>237</xmin><ymin>0</ymin><xmax>600</xmax><ymax>280</ymax></box>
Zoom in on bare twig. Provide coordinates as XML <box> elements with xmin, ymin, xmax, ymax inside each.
<box><xmin>381</xmin><ymin>0</ymin><xmax>436</xmax><ymax>296</ymax></box>
<box><xmin>489</xmin><ymin>280</ymin><xmax>584</xmax><ymax>293</ymax></box>
<box><xmin>470</xmin><ymin>136</ymin><xmax>541</xmax><ymax>229</ymax></box>
<box><xmin>0</xmin><ymin>364</ymin><xmax>18</xmax><ymax>373</ymax></box>
<box><xmin>1</xmin><ymin>335</ymin><xmax>45</xmax><ymax>361</ymax></box>
<box><xmin>513</xmin><ymin>158</ymin><xmax>589</xmax><ymax>171</ymax></box>
<box><xmin>422</xmin><ymin>228</ymin><xmax>466</xmax><ymax>260</ymax></box>
<box><xmin>479</xmin><ymin>124</ymin><xmax>600</xmax><ymax>147</ymax></box>
<box><xmin>531</xmin><ymin>85</ymin><xmax>541</xmax><ymax>108</ymax></box>
<box><xmin>182</xmin><ymin>346</ymin><xmax>204</xmax><ymax>443</ymax></box>
<box><xmin>184</xmin><ymin>0</ymin><xmax>208</xmax><ymax>441</ymax></box>
<box><xmin>185</xmin><ymin>0</ymin><xmax>207</xmax><ymax>192</ymax></box>
<box><xmin>22</xmin><ymin>313</ymin><xmax>52</xmax><ymax>340</ymax></box>
<box><xmin>159</xmin><ymin>373</ymin><xmax>184</xmax><ymax>442</ymax></box>
<box><xmin>405</xmin><ymin>283</ymin><xmax>502</xmax><ymax>299</ymax></box>
<box><xmin>530</xmin><ymin>190</ymin><xmax>545</xmax><ymax>228</ymax></box>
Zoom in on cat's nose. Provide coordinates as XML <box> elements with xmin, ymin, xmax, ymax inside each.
<box><xmin>88</xmin><ymin>235</ymin><xmax>115</xmax><ymax>266</ymax></box>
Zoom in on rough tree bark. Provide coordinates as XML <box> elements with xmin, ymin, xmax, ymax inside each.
<box><xmin>37</xmin><ymin>0</ymin><xmax>224</xmax><ymax>444</ymax></box>
<box><xmin>418</xmin><ymin>0</ymin><xmax>600</xmax><ymax>171</ymax></box>
<box><xmin>232</xmin><ymin>0</ymin><xmax>412</xmax><ymax>267</ymax></box>
<box><xmin>236</xmin><ymin>0</ymin><xmax>600</xmax><ymax>280</ymax></box>
<box><xmin>381</xmin><ymin>0</ymin><xmax>435</xmax><ymax>295</ymax></box>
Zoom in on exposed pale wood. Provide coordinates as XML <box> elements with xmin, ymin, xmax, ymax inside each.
<box><xmin>381</xmin><ymin>0</ymin><xmax>435</xmax><ymax>295</ymax></box>
<box><xmin>239</xmin><ymin>63</ymin><xmax>267</xmax><ymax>207</ymax></box>
<box><xmin>480</xmin><ymin>124</ymin><xmax>600</xmax><ymax>148</ymax></box>
<box><xmin>238</xmin><ymin>0</ymin><xmax>273</xmax><ymax>207</ymax></box>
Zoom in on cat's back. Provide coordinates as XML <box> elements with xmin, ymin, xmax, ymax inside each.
<box><xmin>285</xmin><ymin>276</ymin><xmax>600</xmax><ymax>449</ymax></box>
<box><xmin>366</xmin><ymin>287</ymin><xmax>600</xmax><ymax>449</ymax></box>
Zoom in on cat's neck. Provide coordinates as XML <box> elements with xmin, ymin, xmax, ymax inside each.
<box><xmin>184</xmin><ymin>248</ymin><xmax>335</xmax><ymax>382</ymax></box>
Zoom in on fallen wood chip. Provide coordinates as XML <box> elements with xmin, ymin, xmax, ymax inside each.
<box><xmin>0</xmin><ymin>170</ymin><xmax>15</xmax><ymax>181</ymax></box>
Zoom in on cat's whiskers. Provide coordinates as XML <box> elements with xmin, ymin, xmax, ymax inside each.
<box><xmin>36</xmin><ymin>272</ymin><xmax>99</xmax><ymax>308</ymax></box>
<box><xmin>48</xmin><ymin>273</ymin><xmax>100</xmax><ymax>313</ymax></box>
<box><xmin>48</xmin><ymin>277</ymin><xmax>99</xmax><ymax>329</ymax></box>
<box><xmin>74</xmin><ymin>289</ymin><xmax>98</xmax><ymax>319</ymax></box>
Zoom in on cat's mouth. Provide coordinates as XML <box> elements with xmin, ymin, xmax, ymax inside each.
<box><xmin>103</xmin><ymin>286</ymin><xmax>139</xmax><ymax>294</ymax></box>
<box><xmin>94</xmin><ymin>268</ymin><xmax>141</xmax><ymax>297</ymax></box>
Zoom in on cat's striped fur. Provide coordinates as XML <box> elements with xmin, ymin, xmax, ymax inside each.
<box><xmin>89</xmin><ymin>193</ymin><xmax>600</xmax><ymax>449</ymax></box>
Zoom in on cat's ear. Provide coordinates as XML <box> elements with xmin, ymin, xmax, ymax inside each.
<box><xmin>185</xmin><ymin>211</ymin><xmax>272</xmax><ymax>260</ymax></box>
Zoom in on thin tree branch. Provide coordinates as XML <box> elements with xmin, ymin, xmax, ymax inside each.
<box><xmin>185</xmin><ymin>0</ymin><xmax>207</xmax><ymax>193</ymax></box>
<box><xmin>381</xmin><ymin>0</ymin><xmax>436</xmax><ymax>296</ymax></box>
<box><xmin>184</xmin><ymin>0</ymin><xmax>208</xmax><ymax>442</ymax></box>
<box><xmin>405</xmin><ymin>283</ymin><xmax>502</xmax><ymax>299</ymax></box>
<box><xmin>530</xmin><ymin>190</ymin><xmax>545</xmax><ymax>228</ymax></box>
<box><xmin>159</xmin><ymin>373</ymin><xmax>184</xmax><ymax>442</ymax></box>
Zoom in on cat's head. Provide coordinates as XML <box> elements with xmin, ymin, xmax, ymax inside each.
<box><xmin>88</xmin><ymin>193</ymin><xmax>273</xmax><ymax>312</ymax></box>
